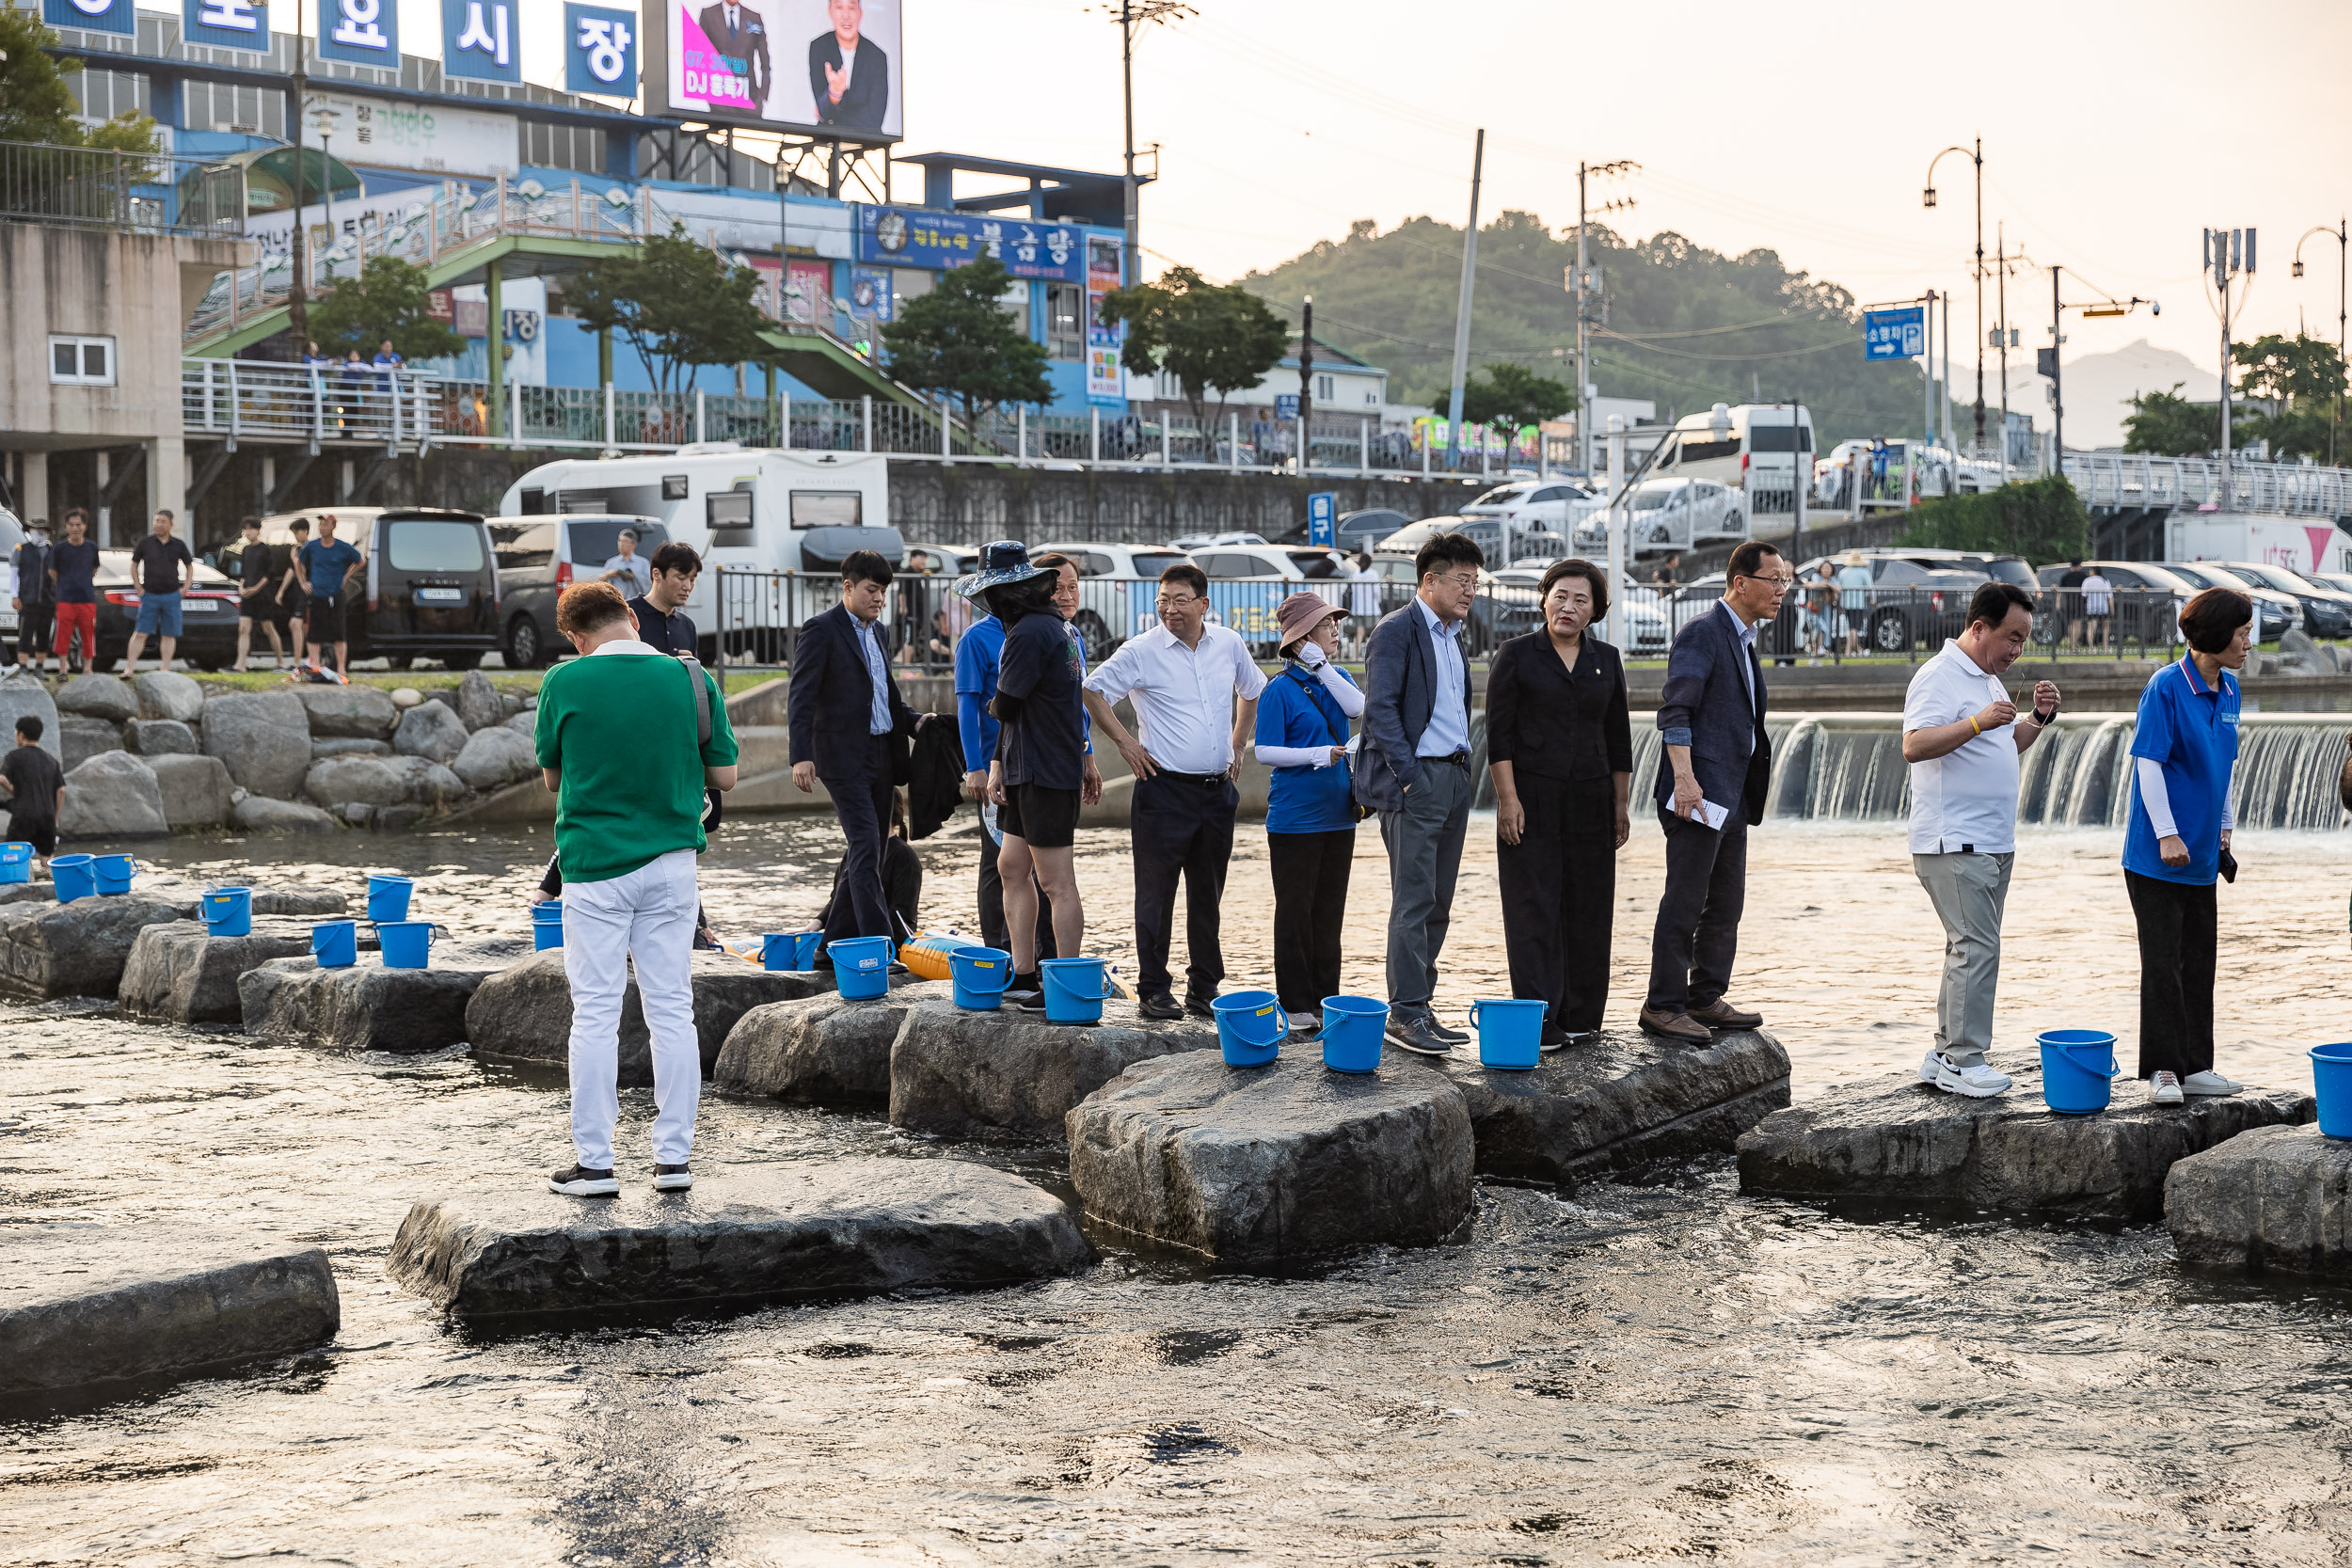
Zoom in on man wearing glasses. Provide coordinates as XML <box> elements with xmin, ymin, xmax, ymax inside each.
<box><xmin>1640</xmin><ymin>540</ymin><xmax>1790</xmax><ymax>1044</ymax></box>
<box><xmin>1354</xmin><ymin>533</ymin><xmax>1485</xmax><ymax>1056</ymax></box>
<box><xmin>1083</xmin><ymin>562</ymin><xmax>1264</xmax><ymax>1020</ymax></box>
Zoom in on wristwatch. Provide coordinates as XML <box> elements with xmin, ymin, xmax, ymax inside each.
<box><xmin>2032</xmin><ymin>703</ymin><xmax>2058</xmax><ymax>725</ymax></box>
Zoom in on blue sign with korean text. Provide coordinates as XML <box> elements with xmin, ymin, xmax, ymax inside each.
<box><xmin>853</xmin><ymin>206</ymin><xmax>1084</xmax><ymax>283</ymax></box>
<box><xmin>1308</xmin><ymin>493</ymin><xmax>1336</xmax><ymax>547</ymax></box>
<box><xmin>442</xmin><ymin>0</ymin><xmax>520</xmax><ymax>83</ymax></box>
<box><xmin>564</xmin><ymin>3</ymin><xmax>637</xmax><ymax>95</ymax></box>
<box><xmin>45</xmin><ymin>0</ymin><xmax>133</xmax><ymax>37</ymax></box>
<box><xmin>1274</xmin><ymin>393</ymin><xmax>1299</xmax><ymax>420</ymax></box>
<box><xmin>1864</xmin><ymin>306</ymin><xmax>1927</xmax><ymax>361</ymax></box>
<box><xmin>183</xmin><ymin>0</ymin><xmax>267</xmax><ymax>52</ymax></box>
<box><xmin>316</xmin><ymin>0</ymin><xmax>399</xmax><ymax>66</ymax></box>
<box><xmin>849</xmin><ymin>266</ymin><xmax>894</xmax><ymax>322</ymax></box>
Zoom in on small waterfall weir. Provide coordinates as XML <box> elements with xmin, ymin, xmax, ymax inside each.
<box><xmin>1470</xmin><ymin>715</ymin><xmax>2351</xmax><ymax>830</ymax></box>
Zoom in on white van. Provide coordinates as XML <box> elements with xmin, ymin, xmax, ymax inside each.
<box><xmin>496</xmin><ymin>443</ymin><xmax>900</xmax><ymax>658</ymax></box>
<box><xmin>1655</xmin><ymin>404</ymin><xmax>1814</xmax><ymax>515</ymax></box>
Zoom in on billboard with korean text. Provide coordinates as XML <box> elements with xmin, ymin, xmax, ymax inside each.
<box><xmin>649</xmin><ymin>0</ymin><xmax>902</xmax><ymax>142</ymax></box>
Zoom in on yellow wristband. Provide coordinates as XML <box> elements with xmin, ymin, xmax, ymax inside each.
<box><xmin>1968</xmin><ymin>717</ymin><xmax>1981</xmax><ymax>736</ymax></box>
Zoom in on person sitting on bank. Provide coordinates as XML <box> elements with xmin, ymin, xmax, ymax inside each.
<box><xmin>1253</xmin><ymin>591</ymin><xmax>1365</xmax><ymax>1039</ymax></box>
<box><xmin>2122</xmin><ymin>586</ymin><xmax>2250</xmax><ymax>1107</ymax></box>
<box><xmin>627</xmin><ymin>542</ymin><xmax>702</xmax><ymax>657</ymax></box>
<box><xmin>0</xmin><ymin>717</ymin><xmax>66</xmax><ymax>872</ymax></box>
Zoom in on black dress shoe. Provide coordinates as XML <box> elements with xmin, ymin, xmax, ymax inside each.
<box><xmin>1008</xmin><ymin>972</ymin><xmax>1046</xmax><ymax>1010</ymax></box>
<box><xmin>1425</xmin><ymin>1013</ymin><xmax>1470</xmax><ymax>1045</ymax></box>
<box><xmin>1183</xmin><ymin>992</ymin><xmax>1217</xmax><ymax>1021</ymax></box>
<box><xmin>1136</xmin><ymin>991</ymin><xmax>1182</xmax><ymax>1021</ymax></box>
<box><xmin>1388</xmin><ymin>1012</ymin><xmax>1454</xmax><ymax>1058</ymax></box>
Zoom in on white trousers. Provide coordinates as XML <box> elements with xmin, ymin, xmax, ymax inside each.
<box><xmin>564</xmin><ymin>847</ymin><xmax>701</xmax><ymax>1170</ymax></box>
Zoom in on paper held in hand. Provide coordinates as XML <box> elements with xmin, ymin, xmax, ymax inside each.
<box><xmin>1694</xmin><ymin>799</ymin><xmax>1731</xmax><ymax>831</ymax></box>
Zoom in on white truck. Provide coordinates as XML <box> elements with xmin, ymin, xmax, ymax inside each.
<box><xmin>2166</xmin><ymin>512</ymin><xmax>2352</xmax><ymax>578</ymax></box>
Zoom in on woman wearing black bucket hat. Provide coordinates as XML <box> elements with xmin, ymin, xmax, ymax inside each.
<box><xmin>1253</xmin><ymin>591</ymin><xmax>1366</xmax><ymax>1037</ymax></box>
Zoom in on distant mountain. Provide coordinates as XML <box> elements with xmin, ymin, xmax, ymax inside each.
<box><xmin>1240</xmin><ymin>213</ymin><xmax>1939</xmax><ymax>449</ymax></box>
<box><xmin>1994</xmin><ymin>338</ymin><xmax>2221</xmax><ymax>451</ymax></box>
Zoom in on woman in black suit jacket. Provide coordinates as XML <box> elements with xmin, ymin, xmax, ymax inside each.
<box><xmin>1486</xmin><ymin>558</ymin><xmax>1633</xmax><ymax>1050</ymax></box>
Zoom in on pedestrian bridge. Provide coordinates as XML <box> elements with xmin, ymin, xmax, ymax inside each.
<box><xmin>2059</xmin><ymin>451</ymin><xmax>2352</xmax><ymax>520</ymax></box>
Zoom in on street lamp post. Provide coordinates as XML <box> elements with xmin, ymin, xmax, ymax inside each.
<box><xmin>2293</xmin><ymin>220</ymin><xmax>2348</xmax><ymax>467</ymax></box>
<box><xmin>1924</xmin><ymin>138</ymin><xmax>1983</xmax><ymax>458</ymax></box>
<box><xmin>288</xmin><ymin>13</ymin><xmax>310</xmax><ymax>347</ymax></box>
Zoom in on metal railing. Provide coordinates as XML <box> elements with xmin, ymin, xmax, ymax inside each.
<box><xmin>181</xmin><ymin>356</ymin><xmax>436</xmax><ymax>449</ymax></box>
<box><xmin>0</xmin><ymin>137</ymin><xmax>244</xmax><ymax>236</ymax></box>
<box><xmin>2059</xmin><ymin>451</ymin><xmax>2352</xmax><ymax>518</ymax></box>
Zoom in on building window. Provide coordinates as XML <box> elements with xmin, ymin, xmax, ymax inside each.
<box><xmin>1045</xmin><ymin>282</ymin><xmax>1086</xmax><ymax>360</ymax></box>
<box><xmin>1315</xmin><ymin>373</ymin><xmax>1334</xmax><ymax>402</ymax></box>
<box><xmin>50</xmin><ymin>337</ymin><xmax>117</xmax><ymax>387</ymax></box>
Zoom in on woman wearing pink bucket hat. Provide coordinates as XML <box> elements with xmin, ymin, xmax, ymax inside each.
<box><xmin>1251</xmin><ymin>590</ymin><xmax>1367</xmax><ymax>1037</ymax></box>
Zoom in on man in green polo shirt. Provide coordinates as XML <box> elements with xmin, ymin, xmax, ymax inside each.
<box><xmin>535</xmin><ymin>580</ymin><xmax>739</xmax><ymax>1196</ymax></box>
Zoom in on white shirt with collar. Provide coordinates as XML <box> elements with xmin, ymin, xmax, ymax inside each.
<box><xmin>1415</xmin><ymin>595</ymin><xmax>1470</xmax><ymax>757</ymax></box>
<box><xmin>1716</xmin><ymin>596</ymin><xmax>1758</xmax><ymax>712</ymax></box>
<box><xmin>1902</xmin><ymin>638</ymin><xmax>2019</xmax><ymax>854</ymax></box>
<box><xmin>1083</xmin><ymin>620</ymin><xmax>1266</xmax><ymax>776</ymax></box>
<box><xmin>589</xmin><ymin>638</ymin><xmax>660</xmax><ymax>657</ymax></box>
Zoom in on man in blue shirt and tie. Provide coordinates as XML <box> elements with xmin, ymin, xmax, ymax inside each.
<box><xmin>789</xmin><ymin>550</ymin><xmax>919</xmax><ymax>951</ymax></box>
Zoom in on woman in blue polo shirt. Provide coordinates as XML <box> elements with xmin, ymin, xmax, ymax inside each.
<box><xmin>1253</xmin><ymin>592</ymin><xmax>1365</xmax><ymax>1037</ymax></box>
<box><xmin>2122</xmin><ymin>586</ymin><xmax>2250</xmax><ymax>1106</ymax></box>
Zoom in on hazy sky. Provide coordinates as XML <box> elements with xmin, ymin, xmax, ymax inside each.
<box><xmin>288</xmin><ymin>0</ymin><xmax>2351</xmax><ymax>379</ymax></box>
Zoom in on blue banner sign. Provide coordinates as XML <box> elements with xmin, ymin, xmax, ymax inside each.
<box><xmin>443</xmin><ymin>0</ymin><xmax>520</xmax><ymax>83</ymax></box>
<box><xmin>564</xmin><ymin>3</ymin><xmax>637</xmax><ymax>95</ymax></box>
<box><xmin>317</xmin><ymin>0</ymin><xmax>399</xmax><ymax>66</ymax></box>
<box><xmin>183</xmin><ymin>0</ymin><xmax>268</xmax><ymax>52</ymax></box>
<box><xmin>1307</xmin><ymin>492</ymin><xmax>1336</xmax><ymax>547</ymax></box>
<box><xmin>1864</xmin><ymin>306</ymin><xmax>1926</xmax><ymax>360</ymax></box>
<box><xmin>45</xmin><ymin>0</ymin><xmax>133</xmax><ymax>36</ymax></box>
<box><xmin>1273</xmin><ymin>393</ymin><xmax>1299</xmax><ymax>420</ymax></box>
<box><xmin>853</xmin><ymin>205</ymin><xmax>1085</xmax><ymax>282</ymax></box>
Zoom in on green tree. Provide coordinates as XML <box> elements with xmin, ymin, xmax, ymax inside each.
<box><xmin>1099</xmin><ymin>264</ymin><xmax>1289</xmax><ymax>431</ymax></box>
<box><xmin>0</xmin><ymin>9</ymin><xmax>163</xmax><ymax>153</ymax></box>
<box><xmin>878</xmin><ymin>254</ymin><xmax>1052</xmax><ymax>429</ymax></box>
<box><xmin>567</xmin><ymin>225</ymin><xmax>774</xmax><ymax>402</ymax></box>
<box><xmin>1896</xmin><ymin>475</ymin><xmax>2088</xmax><ymax>564</ymax></box>
<box><xmin>1460</xmin><ymin>361</ymin><xmax>1576</xmax><ymax>430</ymax></box>
<box><xmin>2233</xmin><ymin>332</ymin><xmax>2346</xmax><ymax>462</ymax></box>
<box><xmin>308</xmin><ymin>255</ymin><xmax>464</xmax><ymax>361</ymax></box>
<box><xmin>2122</xmin><ymin>383</ymin><xmax>2214</xmax><ymax>457</ymax></box>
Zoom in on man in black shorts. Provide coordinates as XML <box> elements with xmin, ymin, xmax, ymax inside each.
<box><xmin>0</xmin><ymin>717</ymin><xmax>66</xmax><ymax>871</ymax></box>
<box><xmin>982</xmin><ymin>562</ymin><xmax>1089</xmax><ymax>1008</ymax></box>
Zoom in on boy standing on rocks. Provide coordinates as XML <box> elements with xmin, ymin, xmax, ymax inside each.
<box><xmin>535</xmin><ymin>581</ymin><xmax>738</xmax><ymax>1196</ymax></box>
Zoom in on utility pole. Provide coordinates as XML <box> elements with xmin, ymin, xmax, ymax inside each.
<box><xmin>2049</xmin><ymin>265</ymin><xmax>2063</xmax><ymax>468</ymax></box>
<box><xmin>1298</xmin><ymin>293</ymin><xmax>1313</xmax><ymax>474</ymax></box>
<box><xmin>1112</xmin><ymin>0</ymin><xmax>1193</xmax><ymax>290</ymax></box>
<box><xmin>1923</xmin><ymin>289</ymin><xmax>1936</xmax><ymax>445</ymax></box>
<box><xmin>1994</xmin><ymin>224</ymin><xmax>2010</xmax><ymax>483</ymax></box>
<box><xmin>288</xmin><ymin>9</ymin><xmax>310</xmax><ymax>348</ymax></box>
<box><xmin>1445</xmin><ymin>129</ymin><xmax>1484</xmax><ymax>471</ymax></box>
<box><xmin>1571</xmin><ymin>159</ymin><xmax>1637</xmax><ymax>477</ymax></box>
<box><xmin>2208</xmin><ymin>226</ymin><xmax>2257</xmax><ymax>495</ymax></box>
<box><xmin>1923</xmin><ymin>139</ymin><xmax>1983</xmax><ymax>456</ymax></box>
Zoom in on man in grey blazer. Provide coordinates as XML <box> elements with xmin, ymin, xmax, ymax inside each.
<box><xmin>1356</xmin><ymin>532</ymin><xmax>1486</xmax><ymax>1056</ymax></box>
<box><xmin>1641</xmin><ymin>540</ymin><xmax>1793</xmax><ymax>1043</ymax></box>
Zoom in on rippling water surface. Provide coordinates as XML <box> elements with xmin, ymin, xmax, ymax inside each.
<box><xmin>5</xmin><ymin>812</ymin><xmax>2351</xmax><ymax>1564</ymax></box>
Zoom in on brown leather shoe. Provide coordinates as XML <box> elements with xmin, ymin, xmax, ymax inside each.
<box><xmin>1638</xmin><ymin>1006</ymin><xmax>1712</xmax><ymax>1044</ymax></box>
<box><xmin>1688</xmin><ymin>999</ymin><xmax>1763</xmax><ymax>1030</ymax></box>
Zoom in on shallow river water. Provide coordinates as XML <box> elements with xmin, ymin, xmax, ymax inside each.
<box><xmin>6</xmin><ymin>812</ymin><xmax>2352</xmax><ymax>1564</ymax></box>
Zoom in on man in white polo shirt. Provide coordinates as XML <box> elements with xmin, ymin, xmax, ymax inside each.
<box><xmin>1900</xmin><ymin>581</ymin><xmax>2061</xmax><ymax>1097</ymax></box>
<box><xmin>1082</xmin><ymin>561</ymin><xmax>1265</xmax><ymax>1020</ymax></box>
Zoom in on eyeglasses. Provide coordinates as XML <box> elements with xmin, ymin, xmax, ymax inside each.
<box><xmin>1430</xmin><ymin>572</ymin><xmax>1479</xmax><ymax>591</ymax></box>
<box><xmin>1156</xmin><ymin>594</ymin><xmax>1201</xmax><ymax>610</ymax></box>
<box><xmin>1748</xmin><ymin>574</ymin><xmax>1797</xmax><ymax>590</ymax></box>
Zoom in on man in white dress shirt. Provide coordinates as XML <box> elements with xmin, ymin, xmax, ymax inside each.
<box><xmin>1082</xmin><ymin>562</ymin><xmax>1265</xmax><ymax>1020</ymax></box>
<box><xmin>1900</xmin><ymin>581</ymin><xmax>2060</xmax><ymax>1097</ymax></box>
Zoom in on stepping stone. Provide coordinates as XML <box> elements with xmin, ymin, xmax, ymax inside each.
<box><xmin>386</xmin><ymin>1158</ymin><xmax>1091</xmax><ymax>1324</ymax></box>
<box><xmin>239</xmin><ymin>942</ymin><xmax>524</xmax><ymax>1053</ymax></box>
<box><xmin>465</xmin><ymin>948</ymin><xmax>825</xmax><ymax>1085</ymax></box>
<box><xmin>889</xmin><ymin>995</ymin><xmax>1222</xmax><ymax>1142</ymax></box>
<box><xmin>1066</xmin><ymin>1050</ymin><xmax>1474</xmax><ymax>1265</ymax></box>
<box><xmin>1439</xmin><ymin>1029</ymin><xmax>1792</xmax><ymax>1187</ymax></box>
<box><xmin>119</xmin><ymin>919</ymin><xmax>321</xmax><ymax>1024</ymax></box>
<box><xmin>0</xmin><ymin>895</ymin><xmax>188</xmax><ymax>999</ymax></box>
<box><xmin>0</xmin><ymin>1225</ymin><xmax>339</xmax><ymax>1404</ymax></box>
<box><xmin>713</xmin><ymin>983</ymin><xmax>950</xmax><ymax>1105</ymax></box>
<box><xmin>2165</xmin><ymin>1124</ymin><xmax>2352</xmax><ymax>1277</ymax></box>
<box><xmin>1737</xmin><ymin>1063</ymin><xmax>2313</xmax><ymax>1219</ymax></box>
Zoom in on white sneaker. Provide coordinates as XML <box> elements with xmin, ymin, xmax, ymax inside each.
<box><xmin>1929</xmin><ymin>1053</ymin><xmax>2012</xmax><ymax>1099</ymax></box>
<box><xmin>2180</xmin><ymin>1069</ymin><xmax>2244</xmax><ymax>1097</ymax></box>
<box><xmin>1916</xmin><ymin>1050</ymin><xmax>1945</xmax><ymax>1085</ymax></box>
<box><xmin>2149</xmin><ymin>1070</ymin><xmax>2185</xmax><ymax>1106</ymax></box>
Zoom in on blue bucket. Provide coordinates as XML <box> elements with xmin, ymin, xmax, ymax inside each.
<box><xmin>2039</xmin><ymin>1029</ymin><xmax>2120</xmax><ymax>1115</ymax></box>
<box><xmin>1321</xmin><ymin>994</ymin><xmax>1388</xmax><ymax>1073</ymax></box>
<box><xmin>828</xmin><ymin>935</ymin><xmax>892</xmax><ymax>1001</ymax></box>
<box><xmin>761</xmin><ymin>931</ymin><xmax>821</xmax><ymax>972</ymax></box>
<box><xmin>375</xmin><ymin>920</ymin><xmax>447</xmax><ymax>971</ymax></box>
<box><xmin>50</xmin><ymin>854</ymin><xmax>95</xmax><ymax>903</ymax></box>
<box><xmin>949</xmin><ymin>945</ymin><xmax>1010</xmax><ymax>1010</ymax></box>
<box><xmin>532</xmin><ymin>900</ymin><xmax>564</xmax><ymax>951</ymax></box>
<box><xmin>201</xmin><ymin>886</ymin><xmax>252</xmax><ymax>938</ymax></box>
<box><xmin>1041</xmin><ymin>958</ymin><xmax>1116</xmax><ymax>1026</ymax></box>
<box><xmin>365</xmin><ymin>873</ymin><xmax>413</xmax><ymax>923</ymax></box>
<box><xmin>92</xmin><ymin>853</ymin><xmax>136</xmax><ymax>895</ymax></box>
<box><xmin>2311</xmin><ymin>1043</ymin><xmax>2352</xmax><ymax>1139</ymax></box>
<box><xmin>311</xmin><ymin>919</ymin><xmax>358</xmax><ymax>969</ymax></box>
<box><xmin>0</xmin><ymin>842</ymin><xmax>31</xmax><ymax>883</ymax></box>
<box><xmin>1470</xmin><ymin>998</ymin><xmax>1546</xmax><ymax>1069</ymax></box>
<box><xmin>1213</xmin><ymin>989</ymin><xmax>1286</xmax><ymax>1067</ymax></box>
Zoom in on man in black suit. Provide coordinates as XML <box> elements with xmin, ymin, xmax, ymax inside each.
<box><xmin>696</xmin><ymin>0</ymin><xmax>770</xmax><ymax>108</ymax></box>
<box><xmin>807</xmin><ymin>0</ymin><xmax>888</xmax><ymax>133</ymax></box>
<box><xmin>790</xmin><ymin>549</ymin><xmax>918</xmax><ymax>948</ymax></box>
<box><xmin>1640</xmin><ymin>540</ymin><xmax>1793</xmax><ymax>1044</ymax></box>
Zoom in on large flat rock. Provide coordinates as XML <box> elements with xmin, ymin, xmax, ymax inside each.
<box><xmin>465</xmin><ymin>948</ymin><xmax>825</xmax><ymax>1085</ymax></box>
<box><xmin>2165</xmin><ymin>1124</ymin><xmax>2352</xmax><ymax>1277</ymax></box>
<box><xmin>386</xmin><ymin>1158</ymin><xmax>1091</xmax><ymax>1323</ymax></box>
<box><xmin>1067</xmin><ymin>1050</ymin><xmax>1474</xmax><ymax>1265</ymax></box>
<box><xmin>240</xmin><ymin>942</ymin><xmax>523</xmax><ymax>1053</ymax></box>
<box><xmin>1438</xmin><ymin>1029</ymin><xmax>1792</xmax><ymax>1186</ymax></box>
<box><xmin>119</xmin><ymin>918</ymin><xmax>318</xmax><ymax>1023</ymax></box>
<box><xmin>0</xmin><ymin>896</ymin><xmax>188</xmax><ymax>998</ymax></box>
<box><xmin>712</xmin><ymin>983</ymin><xmax>950</xmax><ymax>1105</ymax></box>
<box><xmin>1737</xmin><ymin>1064</ymin><xmax>2314</xmax><ymax>1218</ymax></box>
<box><xmin>889</xmin><ymin>995</ymin><xmax>1222</xmax><ymax>1143</ymax></box>
<box><xmin>0</xmin><ymin>1225</ymin><xmax>339</xmax><ymax>1402</ymax></box>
